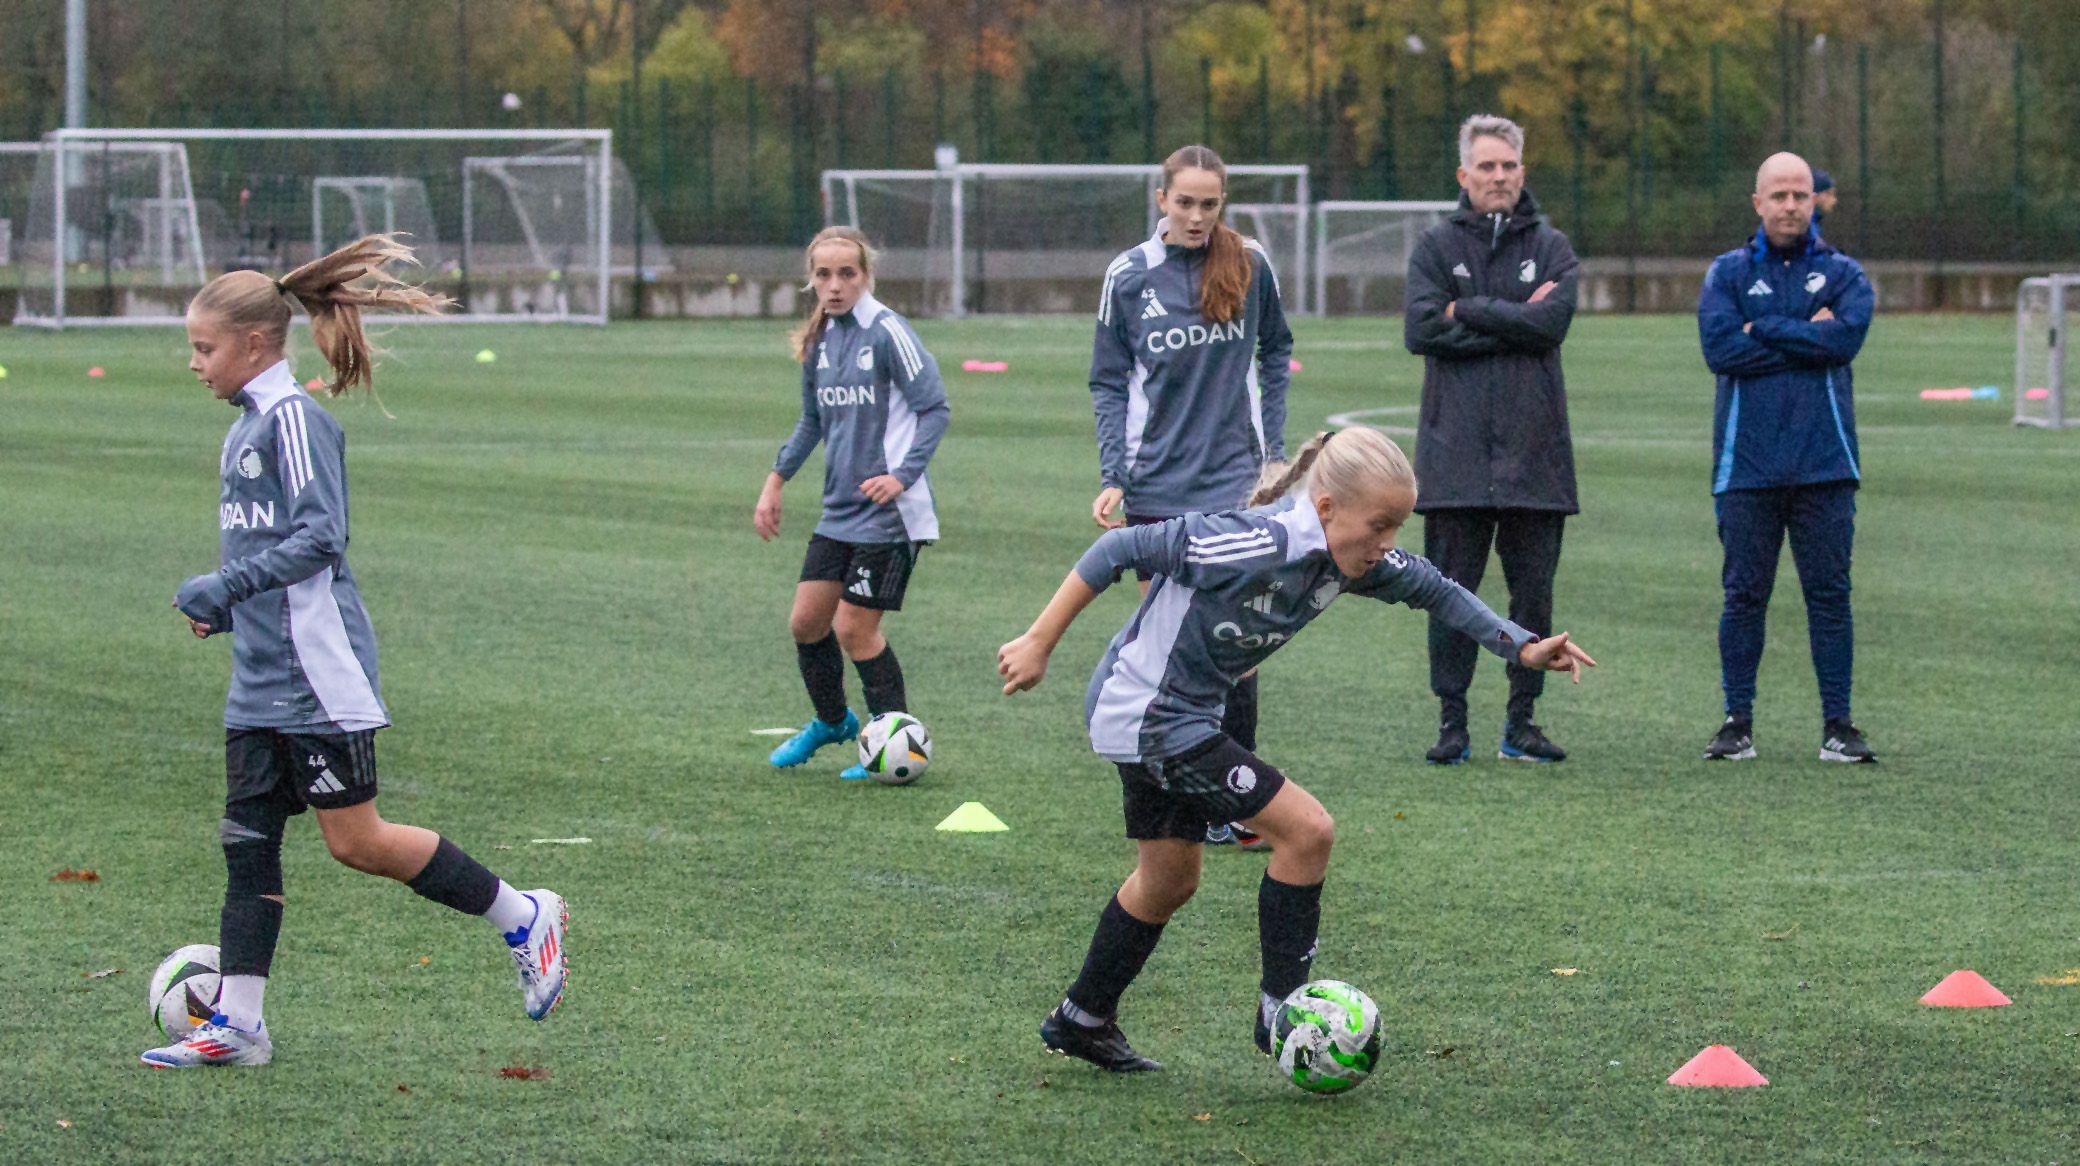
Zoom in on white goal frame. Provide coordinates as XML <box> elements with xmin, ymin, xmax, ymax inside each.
<box><xmin>312</xmin><ymin>176</ymin><xmax>437</xmax><ymax>259</ymax></box>
<box><xmin>22</xmin><ymin>128</ymin><xmax>612</xmax><ymax>327</ymax></box>
<box><xmin>2016</xmin><ymin>274</ymin><xmax>2079</xmax><ymax>429</ymax></box>
<box><xmin>822</xmin><ymin>162</ymin><xmax>1312</xmax><ymax>317</ymax></box>
<box><xmin>1312</xmin><ymin>200</ymin><xmax>1457</xmax><ymax>317</ymax></box>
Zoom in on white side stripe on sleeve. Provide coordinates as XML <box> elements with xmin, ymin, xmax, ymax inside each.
<box><xmin>1187</xmin><ymin>529</ymin><xmax>1275</xmax><ymax>550</ymax></box>
<box><xmin>880</xmin><ymin>317</ymin><xmax>924</xmax><ymax>379</ymax></box>
<box><xmin>1184</xmin><ymin>533</ymin><xmax>1276</xmax><ymax>565</ymax></box>
<box><xmin>1098</xmin><ymin>255</ymin><xmax>1132</xmax><ymax>325</ymax></box>
<box><xmin>275</xmin><ymin>400</ymin><xmax>315</xmax><ymax>496</ymax></box>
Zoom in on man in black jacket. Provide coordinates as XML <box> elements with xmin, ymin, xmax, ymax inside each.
<box><xmin>1402</xmin><ymin>114</ymin><xmax>1580</xmax><ymax>765</ymax></box>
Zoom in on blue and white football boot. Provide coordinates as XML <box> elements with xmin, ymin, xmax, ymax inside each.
<box><xmin>140</xmin><ymin>1015</ymin><xmax>272</xmax><ymax>1068</ymax></box>
<box><xmin>508</xmin><ymin>889</ymin><xmax>569</xmax><ymax>1021</ymax></box>
<box><xmin>769</xmin><ymin>710</ymin><xmax>860</xmax><ymax>769</ymax></box>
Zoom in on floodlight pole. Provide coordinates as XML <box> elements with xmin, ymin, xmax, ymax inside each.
<box><xmin>65</xmin><ymin>0</ymin><xmax>87</xmax><ymax>128</ymax></box>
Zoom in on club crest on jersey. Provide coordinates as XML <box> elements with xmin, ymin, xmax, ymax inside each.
<box><xmin>1805</xmin><ymin>272</ymin><xmax>1827</xmax><ymax>293</ymax></box>
<box><xmin>857</xmin><ymin>347</ymin><xmax>874</xmax><ymax>370</ymax></box>
<box><xmin>234</xmin><ymin>446</ymin><xmax>264</xmax><ymax>479</ymax></box>
<box><xmin>1226</xmin><ymin>765</ymin><xmax>1258</xmax><ymax>795</ymax></box>
<box><xmin>1309</xmin><ymin>579</ymin><xmax>1342</xmax><ymax>610</ymax></box>
<box><xmin>1519</xmin><ymin>259</ymin><xmax>1538</xmax><ymax>283</ymax></box>
<box><xmin>220</xmin><ymin>500</ymin><xmax>276</xmax><ymax>530</ymax></box>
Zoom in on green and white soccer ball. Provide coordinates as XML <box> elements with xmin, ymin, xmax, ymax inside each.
<box><xmin>148</xmin><ymin>943</ymin><xmax>221</xmax><ymax>1039</ymax></box>
<box><xmin>1270</xmin><ymin>979</ymin><xmax>1382</xmax><ymax>1094</ymax></box>
<box><xmin>857</xmin><ymin>711</ymin><xmax>932</xmax><ymax>785</ymax></box>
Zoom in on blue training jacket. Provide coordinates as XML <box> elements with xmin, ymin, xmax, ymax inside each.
<box><xmin>1089</xmin><ymin>220</ymin><xmax>1293</xmax><ymax>517</ymax></box>
<box><xmin>173</xmin><ymin>361</ymin><xmax>388</xmax><ymax>732</ymax></box>
<box><xmin>1073</xmin><ymin>495</ymin><xmax>1532</xmax><ymax>762</ymax></box>
<box><xmin>773</xmin><ymin>292</ymin><xmax>950</xmax><ymax>543</ymax></box>
<box><xmin>1697</xmin><ymin>226</ymin><xmax>1873</xmax><ymax>494</ymax></box>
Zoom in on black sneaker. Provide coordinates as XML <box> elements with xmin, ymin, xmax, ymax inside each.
<box><xmin>1426</xmin><ymin>724</ymin><xmax>1471</xmax><ymax>765</ymax></box>
<box><xmin>1819</xmin><ymin>720</ymin><xmax>1877</xmax><ymax>764</ymax></box>
<box><xmin>1499</xmin><ymin>722</ymin><xmax>1566</xmax><ymax>763</ymax></box>
<box><xmin>1040</xmin><ymin>1008</ymin><xmax>1162</xmax><ymax>1072</ymax></box>
<box><xmin>1703</xmin><ymin>716</ymin><xmax>1755</xmax><ymax>761</ymax></box>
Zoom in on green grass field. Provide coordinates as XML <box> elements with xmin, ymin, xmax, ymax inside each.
<box><xmin>4</xmin><ymin>313</ymin><xmax>2077</xmax><ymax>1164</ymax></box>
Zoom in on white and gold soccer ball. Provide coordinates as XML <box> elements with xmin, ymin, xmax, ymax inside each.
<box><xmin>857</xmin><ymin>712</ymin><xmax>932</xmax><ymax>785</ymax></box>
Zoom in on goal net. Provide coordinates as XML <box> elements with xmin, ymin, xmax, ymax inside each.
<box><xmin>1313</xmin><ymin>201</ymin><xmax>1456</xmax><ymax>316</ymax></box>
<box><xmin>2015</xmin><ymin>275</ymin><xmax>2079</xmax><ymax>428</ymax></box>
<box><xmin>16</xmin><ymin>129</ymin><xmax>620</xmax><ymax>326</ymax></box>
<box><xmin>462</xmin><ymin>143</ymin><xmax>667</xmax><ymax>282</ymax></box>
<box><xmin>822</xmin><ymin>162</ymin><xmax>1310</xmax><ymax>318</ymax></box>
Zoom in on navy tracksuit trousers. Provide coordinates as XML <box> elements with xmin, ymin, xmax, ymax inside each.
<box><xmin>1715</xmin><ymin>481</ymin><xmax>1856</xmax><ymax>724</ymax></box>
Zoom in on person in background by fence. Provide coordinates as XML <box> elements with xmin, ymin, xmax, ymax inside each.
<box><xmin>1696</xmin><ymin>152</ymin><xmax>1876</xmax><ymax>765</ymax></box>
<box><xmin>1402</xmin><ymin>114</ymin><xmax>1582</xmax><ymax>766</ymax></box>
<box><xmin>1811</xmin><ymin>168</ymin><xmax>1837</xmax><ymax>230</ymax></box>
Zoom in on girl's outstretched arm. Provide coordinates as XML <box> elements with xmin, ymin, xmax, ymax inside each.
<box><xmin>997</xmin><ymin>571</ymin><xmax>1102</xmax><ymax>695</ymax></box>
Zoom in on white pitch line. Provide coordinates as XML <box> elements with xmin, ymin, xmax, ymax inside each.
<box><xmin>750</xmin><ymin>727</ymin><xmax>799</xmax><ymax>736</ymax></box>
<box><xmin>1325</xmin><ymin>405</ymin><xmax>1418</xmax><ymax>435</ymax></box>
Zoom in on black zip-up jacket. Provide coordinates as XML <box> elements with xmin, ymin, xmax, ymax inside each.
<box><xmin>1402</xmin><ymin>189</ymin><xmax>1580</xmax><ymax>514</ymax></box>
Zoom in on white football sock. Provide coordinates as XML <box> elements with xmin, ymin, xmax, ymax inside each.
<box><xmin>485</xmin><ymin>881</ymin><xmax>538</xmax><ymax>939</ymax></box>
<box><xmin>217</xmin><ymin>975</ymin><xmax>267</xmax><ymax>1031</ymax></box>
<box><xmin>1260</xmin><ymin>992</ymin><xmax>1280</xmax><ymax>1029</ymax></box>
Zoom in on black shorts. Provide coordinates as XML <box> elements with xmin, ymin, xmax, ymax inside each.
<box><xmin>226</xmin><ymin>727</ymin><xmax>380</xmax><ymax>816</ymax></box>
<box><xmin>1117</xmin><ymin>733</ymin><xmax>1287</xmax><ymax>841</ymax></box>
<box><xmin>801</xmin><ymin>534</ymin><xmax>922</xmax><ymax>611</ymax></box>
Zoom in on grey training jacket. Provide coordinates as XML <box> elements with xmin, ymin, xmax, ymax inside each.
<box><xmin>1090</xmin><ymin>220</ymin><xmax>1293</xmax><ymax>517</ymax></box>
<box><xmin>204</xmin><ymin>361</ymin><xmax>388</xmax><ymax>732</ymax></box>
<box><xmin>773</xmin><ymin>292</ymin><xmax>950</xmax><ymax>544</ymax></box>
<box><xmin>1074</xmin><ymin>495</ymin><xmax>1532</xmax><ymax>762</ymax></box>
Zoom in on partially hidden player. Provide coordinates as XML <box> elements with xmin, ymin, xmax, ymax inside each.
<box><xmin>997</xmin><ymin>426</ymin><xmax>1595</xmax><ymax>1071</ymax></box>
<box><xmin>756</xmin><ymin>227</ymin><xmax>950</xmax><ymax>779</ymax></box>
<box><xmin>148</xmin><ymin>236</ymin><xmax>567</xmax><ymax>1068</ymax></box>
<box><xmin>1089</xmin><ymin>143</ymin><xmax>1293</xmax><ymax>848</ymax></box>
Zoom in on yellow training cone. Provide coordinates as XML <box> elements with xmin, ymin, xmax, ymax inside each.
<box><xmin>935</xmin><ymin>802</ymin><xmax>1008</xmax><ymax>832</ymax></box>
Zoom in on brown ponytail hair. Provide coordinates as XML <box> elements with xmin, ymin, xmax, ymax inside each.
<box><xmin>790</xmin><ymin>226</ymin><xmax>878</xmax><ymax>363</ymax></box>
<box><xmin>1249</xmin><ymin>427</ymin><xmax>1417</xmax><ymax>508</ymax></box>
<box><xmin>1160</xmin><ymin>144</ymin><xmax>1254</xmax><ymax>324</ymax></box>
<box><xmin>187</xmin><ymin>234</ymin><xmax>451</xmax><ymax>397</ymax></box>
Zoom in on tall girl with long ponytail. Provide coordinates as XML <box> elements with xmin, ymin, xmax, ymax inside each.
<box><xmin>147</xmin><ymin>236</ymin><xmax>568</xmax><ymax>1068</ymax></box>
<box><xmin>1088</xmin><ymin>144</ymin><xmax>1294</xmax><ymax>848</ymax></box>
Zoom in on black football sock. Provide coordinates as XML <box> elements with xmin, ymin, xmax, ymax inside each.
<box><xmin>853</xmin><ymin>644</ymin><xmax>909</xmax><ymax>716</ymax></box>
<box><xmin>1064</xmin><ymin>895</ymin><xmax>1167</xmax><ymax>1022</ymax></box>
<box><xmin>1221</xmin><ymin>673</ymin><xmax>1260</xmax><ymax>751</ymax></box>
<box><xmin>218</xmin><ymin>813</ymin><xmax>287</xmax><ymax>978</ymax></box>
<box><xmin>796</xmin><ymin>633</ymin><xmax>848</xmax><ymax>723</ymax></box>
<box><xmin>1258</xmin><ymin>873</ymin><xmax>1323</xmax><ymax>1003</ymax></box>
<box><xmin>405</xmin><ymin>836</ymin><xmax>500</xmax><ymax>916</ymax></box>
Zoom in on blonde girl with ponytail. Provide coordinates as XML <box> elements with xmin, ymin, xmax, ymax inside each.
<box><xmin>148</xmin><ymin>235</ymin><xmax>569</xmax><ymax>1069</ymax></box>
<box><xmin>998</xmin><ymin>426</ymin><xmax>1594</xmax><ymax>1073</ymax></box>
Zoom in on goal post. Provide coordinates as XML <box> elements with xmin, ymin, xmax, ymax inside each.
<box><xmin>1313</xmin><ymin>200</ymin><xmax>1457</xmax><ymax>316</ymax></box>
<box><xmin>822</xmin><ymin>162</ymin><xmax>1311</xmax><ymax>318</ymax></box>
<box><xmin>18</xmin><ymin>128</ymin><xmax>615</xmax><ymax>327</ymax></box>
<box><xmin>2015</xmin><ymin>274</ymin><xmax>2079</xmax><ymax>429</ymax></box>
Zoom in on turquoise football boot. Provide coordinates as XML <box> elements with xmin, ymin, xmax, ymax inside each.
<box><xmin>769</xmin><ymin>709</ymin><xmax>859</xmax><ymax>768</ymax></box>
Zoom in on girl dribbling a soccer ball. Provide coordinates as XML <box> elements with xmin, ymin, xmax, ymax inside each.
<box><xmin>146</xmin><ymin>236</ymin><xmax>567</xmax><ymax>1068</ymax></box>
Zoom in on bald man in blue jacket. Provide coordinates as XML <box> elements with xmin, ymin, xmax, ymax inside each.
<box><xmin>1696</xmin><ymin>152</ymin><xmax>1876</xmax><ymax>765</ymax></box>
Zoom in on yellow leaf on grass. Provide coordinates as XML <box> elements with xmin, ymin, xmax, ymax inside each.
<box><xmin>2035</xmin><ymin>968</ymin><xmax>2080</xmax><ymax>986</ymax></box>
<box><xmin>1550</xmin><ymin>967</ymin><xmax>1580</xmax><ymax>976</ymax></box>
<box><xmin>1191</xmin><ymin>1113</ymin><xmax>1212</xmax><ymax>1121</ymax></box>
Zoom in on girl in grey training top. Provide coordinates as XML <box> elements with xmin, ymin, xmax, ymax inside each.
<box><xmin>1089</xmin><ymin>143</ymin><xmax>1294</xmax><ymax>847</ymax></box>
<box><xmin>999</xmin><ymin>427</ymin><xmax>1594</xmax><ymax>1072</ymax></box>
<box><xmin>148</xmin><ymin>236</ymin><xmax>567</xmax><ymax>1070</ymax></box>
<box><xmin>756</xmin><ymin>227</ymin><xmax>950</xmax><ymax>779</ymax></box>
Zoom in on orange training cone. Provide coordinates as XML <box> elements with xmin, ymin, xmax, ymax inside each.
<box><xmin>1920</xmin><ymin>970</ymin><xmax>2011</xmax><ymax>1007</ymax></box>
<box><xmin>1667</xmin><ymin>1045</ymin><xmax>1768</xmax><ymax>1087</ymax></box>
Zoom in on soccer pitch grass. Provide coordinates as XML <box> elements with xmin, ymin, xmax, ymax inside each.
<box><xmin>4</xmin><ymin>313</ymin><xmax>2076</xmax><ymax>1163</ymax></box>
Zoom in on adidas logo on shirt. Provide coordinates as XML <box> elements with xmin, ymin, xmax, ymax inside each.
<box><xmin>1139</xmin><ymin>288</ymin><xmax>1168</xmax><ymax>320</ymax></box>
<box><xmin>1746</xmin><ymin>280</ymin><xmax>1773</xmax><ymax>296</ymax></box>
<box><xmin>817</xmin><ymin>344</ymin><xmax>830</xmax><ymax>370</ymax></box>
<box><xmin>307</xmin><ymin>769</ymin><xmax>346</xmax><ymax>795</ymax></box>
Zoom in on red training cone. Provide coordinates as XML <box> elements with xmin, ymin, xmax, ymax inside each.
<box><xmin>1920</xmin><ymin>970</ymin><xmax>2011</xmax><ymax>1008</ymax></box>
<box><xmin>1667</xmin><ymin>1045</ymin><xmax>1768</xmax><ymax>1087</ymax></box>
<box><xmin>87</xmin><ymin>366</ymin><xmax>105</xmax><ymax>378</ymax></box>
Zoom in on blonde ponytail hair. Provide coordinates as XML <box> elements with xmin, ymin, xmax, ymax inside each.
<box><xmin>790</xmin><ymin>226</ymin><xmax>878</xmax><ymax>363</ymax></box>
<box><xmin>187</xmin><ymin>234</ymin><xmax>452</xmax><ymax>397</ymax></box>
<box><xmin>1249</xmin><ymin>427</ymin><xmax>1416</xmax><ymax>508</ymax></box>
